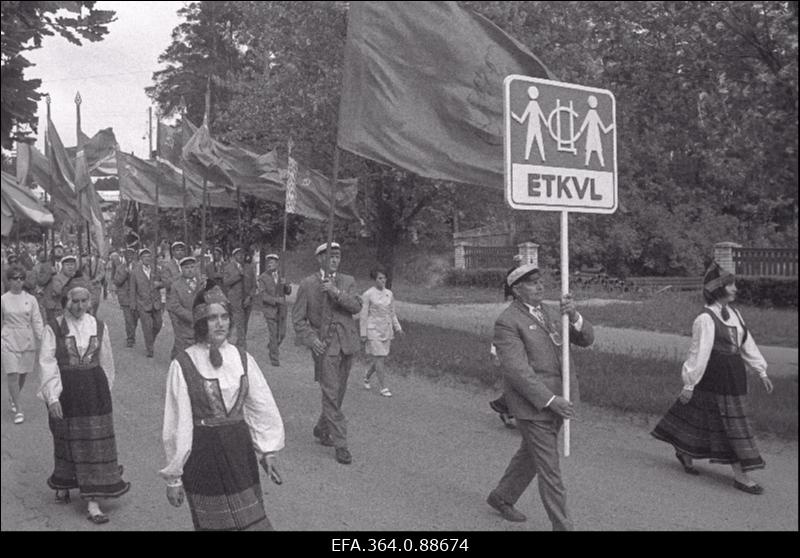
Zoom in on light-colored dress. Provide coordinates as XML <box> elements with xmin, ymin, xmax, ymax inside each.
<box><xmin>359</xmin><ymin>286</ymin><xmax>402</xmax><ymax>356</ymax></box>
<box><xmin>1</xmin><ymin>290</ymin><xmax>44</xmax><ymax>374</ymax></box>
<box><xmin>160</xmin><ymin>341</ymin><xmax>285</xmax><ymax>531</ymax></box>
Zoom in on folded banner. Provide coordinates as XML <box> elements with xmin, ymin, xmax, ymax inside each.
<box><xmin>117</xmin><ymin>150</ymin><xmax>235</xmax><ymax>208</ymax></box>
<box><xmin>1</xmin><ymin>170</ymin><xmax>54</xmax><ymax>233</ymax></box>
<box><xmin>337</xmin><ymin>1</ymin><xmax>553</xmax><ymax>188</ymax></box>
<box><xmin>67</xmin><ymin>128</ymin><xmax>118</xmax><ymax>176</ymax></box>
<box><xmin>75</xmin><ymin>147</ymin><xmax>108</xmax><ymax>257</ymax></box>
<box><xmin>15</xmin><ymin>142</ymin><xmax>79</xmax><ymax>223</ymax></box>
<box><xmin>182</xmin><ymin>122</ymin><xmax>285</xmax><ymax>204</ymax></box>
<box><xmin>285</xmin><ymin>159</ymin><xmax>360</xmax><ymax>222</ymax></box>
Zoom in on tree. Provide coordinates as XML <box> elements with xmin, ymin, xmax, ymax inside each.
<box><xmin>1</xmin><ymin>1</ymin><xmax>115</xmax><ymax>149</ymax></box>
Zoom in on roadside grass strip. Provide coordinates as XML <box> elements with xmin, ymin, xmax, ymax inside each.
<box><xmin>381</xmin><ymin>321</ymin><xmax>798</xmax><ymax>440</ymax></box>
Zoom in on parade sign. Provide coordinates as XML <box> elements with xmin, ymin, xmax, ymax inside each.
<box><xmin>504</xmin><ymin>76</ymin><xmax>617</xmax><ymax>213</ymax></box>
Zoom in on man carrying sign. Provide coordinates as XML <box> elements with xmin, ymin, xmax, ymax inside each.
<box><xmin>486</xmin><ymin>264</ymin><xmax>593</xmax><ymax>531</ymax></box>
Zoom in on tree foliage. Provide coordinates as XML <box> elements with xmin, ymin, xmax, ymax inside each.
<box><xmin>1</xmin><ymin>1</ymin><xmax>115</xmax><ymax>149</ymax></box>
<box><xmin>149</xmin><ymin>1</ymin><xmax>798</xmax><ymax>277</ymax></box>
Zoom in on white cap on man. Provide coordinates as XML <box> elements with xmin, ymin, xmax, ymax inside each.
<box><xmin>315</xmin><ymin>242</ymin><xmax>341</xmax><ymax>256</ymax></box>
<box><xmin>265</xmin><ymin>253</ymin><xmax>280</xmax><ymax>261</ymax></box>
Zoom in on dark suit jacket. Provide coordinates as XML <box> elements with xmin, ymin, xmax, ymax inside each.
<box><xmin>292</xmin><ymin>272</ymin><xmax>362</xmax><ymax>355</ymax></box>
<box><xmin>222</xmin><ymin>260</ymin><xmax>249</xmax><ymax>310</ymax></box>
<box><xmin>167</xmin><ymin>276</ymin><xmax>198</xmax><ymax>342</ymax></box>
<box><xmin>161</xmin><ymin>259</ymin><xmax>181</xmax><ymax>294</ymax></box>
<box><xmin>493</xmin><ymin>299</ymin><xmax>594</xmax><ymax>421</ymax></box>
<box><xmin>129</xmin><ymin>263</ymin><xmax>163</xmax><ymax>312</ymax></box>
<box><xmin>113</xmin><ymin>262</ymin><xmax>134</xmax><ymax>307</ymax></box>
<box><xmin>257</xmin><ymin>270</ymin><xmax>292</xmax><ymax>318</ymax></box>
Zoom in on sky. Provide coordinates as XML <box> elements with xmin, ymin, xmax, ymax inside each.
<box><xmin>26</xmin><ymin>1</ymin><xmax>185</xmax><ymax>156</ymax></box>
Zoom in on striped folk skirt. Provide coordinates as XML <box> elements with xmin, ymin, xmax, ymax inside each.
<box><xmin>47</xmin><ymin>366</ymin><xmax>130</xmax><ymax>498</ymax></box>
<box><xmin>183</xmin><ymin>420</ymin><xmax>272</xmax><ymax>531</ymax></box>
<box><xmin>651</xmin><ymin>351</ymin><xmax>765</xmax><ymax>472</ymax></box>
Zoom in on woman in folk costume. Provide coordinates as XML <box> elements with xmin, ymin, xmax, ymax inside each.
<box><xmin>651</xmin><ymin>262</ymin><xmax>774</xmax><ymax>495</ymax></box>
<box><xmin>160</xmin><ymin>281</ymin><xmax>285</xmax><ymax>531</ymax></box>
<box><xmin>38</xmin><ymin>286</ymin><xmax>130</xmax><ymax>524</ymax></box>
<box><xmin>2</xmin><ymin>265</ymin><xmax>45</xmax><ymax>425</ymax></box>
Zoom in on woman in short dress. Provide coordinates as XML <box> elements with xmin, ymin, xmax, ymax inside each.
<box><xmin>651</xmin><ymin>262</ymin><xmax>774</xmax><ymax>494</ymax></box>
<box><xmin>38</xmin><ymin>285</ymin><xmax>130</xmax><ymax>524</ymax></box>
<box><xmin>359</xmin><ymin>266</ymin><xmax>403</xmax><ymax>397</ymax></box>
<box><xmin>2</xmin><ymin>265</ymin><xmax>45</xmax><ymax>424</ymax></box>
<box><xmin>160</xmin><ymin>282</ymin><xmax>285</xmax><ymax>530</ymax></box>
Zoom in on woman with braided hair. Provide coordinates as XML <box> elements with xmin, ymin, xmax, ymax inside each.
<box><xmin>160</xmin><ymin>280</ymin><xmax>285</xmax><ymax>530</ymax></box>
<box><xmin>651</xmin><ymin>262</ymin><xmax>774</xmax><ymax>495</ymax></box>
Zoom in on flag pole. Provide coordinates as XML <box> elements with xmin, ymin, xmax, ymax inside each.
<box><xmin>152</xmin><ymin>108</ymin><xmax>160</xmax><ymax>259</ymax></box>
<box><xmin>200</xmin><ymin>77</ymin><xmax>211</xmax><ymax>261</ymax></box>
<box><xmin>75</xmin><ymin>92</ymin><xmax>84</xmax><ymax>266</ymax></box>
<box><xmin>281</xmin><ymin>137</ymin><xmax>293</xmax><ymax>278</ymax></box>
<box><xmin>45</xmin><ymin>94</ymin><xmax>55</xmax><ymax>258</ymax></box>
<box><xmin>237</xmin><ymin>186</ymin><xmax>242</xmax><ymax>244</ymax></box>
<box><xmin>561</xmin><ymin>210</ymin><xmax>570</xmax><ymax>457</ymax></box>
<box><xmin>179</xmin><ymin>96</ymin><xmax>189</xmax><ymax>246</ymax></box>
<box><xmin>326</xmin><ymin>147</ymin><xmax>339</xmax><ymax>266</ymax></box>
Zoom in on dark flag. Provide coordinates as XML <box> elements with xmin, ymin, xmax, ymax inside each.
<box><xmin>117</xmin><ymin>150</ymin><xmax>235</xmax><ymax>208</ymax></box>
<box><xmin>181</xmin><ymin>122</ymin><xmax>285</xmax><ymax>203</ymax></box>
<box><xmin>337</xmin><ymin>1</ymin><xmax>553</xmax><ymax>188</ymax></box>
<box><xmin>285</xmin><ymin>153</ymin><xmax>360</xmax><ymax>222</ymax></box>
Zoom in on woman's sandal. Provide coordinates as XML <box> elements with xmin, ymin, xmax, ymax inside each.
<box><xmin>675</xmin><ymin>452</ymin><xmax>699</xmax><ymax>475</ymax></box>
<box><xmin>55</xmin><ymin>489</ymin><xmax>71</xmax><ymax>504</ymax></box>
<box><xmin>87</xmin><ymin>511</ymin><xmax>109</xmax><ymax>524</ymax></box>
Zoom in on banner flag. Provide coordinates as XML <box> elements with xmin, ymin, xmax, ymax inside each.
<box><xmin>337</xmin><ymin>1</ymin><xmax>553</xmax><ymax>188</ymax></box>
<box><xmin>1</xmin><ymin>170</ymin><xmax>55</xmax><ymax>232</ymax></box>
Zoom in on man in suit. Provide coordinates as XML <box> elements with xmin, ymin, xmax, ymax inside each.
<box><xmin>82</xmin><ymin>251</ymin><xmax>105</xmax><ymax>316</ymax></box>
<box><xmin>129</xmin><ymin>248</ymin><xmax>164</xmax><ymax>357</ymax></box>
<box><xmin>205</xmin><ymin>246</ymin><xmax>225</xmax><ymax>286</ymax></box>
<box><xmin>486</xmin><ymin>263</ymin><xmax>594</xmax><ymax>531</ymax></box>
<box><xmin>257</xmin><ymin>253</ymin><xmax>292</xmax><ymax>366</ymax></box>
<box><xmin>166</xmin><ymin>256</ymin><xmax>199</xmax><ymax>360</ymax></box>
<box><xmin>161</xmin><ymin>241</ymin><xmax>187</xmax><ymax>296</ymax></box>
<box><xmin>114</xmin><ymin>248</ymin><xmax>139</xmax><ymax>347</ymax></box>
<box><xmin>43</xmin><ymin>255</ymin><xmax>85</xmax><ymax>319</ymax></box>
<box><xmin>292</xmin><ymin>242</ymin><xmax>362</xmax><ymax>465</ymax></box>
<box><xmin>222</xmin><ymin>247</ymin><xmax>252</xmax><ymax>350</ymax></box>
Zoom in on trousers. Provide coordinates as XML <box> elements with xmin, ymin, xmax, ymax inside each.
<box><xmin>491</xmin><ymin>415</ymin><xmax>573</xmax><ymax>531</ymax></box>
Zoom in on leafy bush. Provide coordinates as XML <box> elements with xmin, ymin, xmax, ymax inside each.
<box><xmin>734</xmin><ymin>277</ymin><xmax>798</xmax><ymax>308</ymax></box>
<box><xmin>443</xmin><ymin>268</ymin><xmax>507</xmax><ymax>289</ymax></box>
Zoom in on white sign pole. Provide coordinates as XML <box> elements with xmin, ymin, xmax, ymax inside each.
<box><xmin>561</xmin><ymin>210</ymin><xmax>570</xmax><ymax>457</ymax></box>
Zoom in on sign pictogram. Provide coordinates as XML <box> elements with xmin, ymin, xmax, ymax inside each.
<box><xmin>504</xmin><ymin>76</ymin><xmax>617</xmax><ymax>213</ymax></box>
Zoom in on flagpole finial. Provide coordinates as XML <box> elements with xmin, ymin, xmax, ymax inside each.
<box><xmin>45</xmin><ymin>93</ymin><xmax>51</xmax><ymax>105</ymax></box>
<box><xmin>75</xmin><ymin>92</ymin><xmax>82</xmax><ymax>105</ymax></box>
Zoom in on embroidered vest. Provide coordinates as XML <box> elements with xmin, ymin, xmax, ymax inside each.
<box><xmin>176</xmin><ymin>346</ymin><xmax>250</xmax><ymax>427</ymax></box>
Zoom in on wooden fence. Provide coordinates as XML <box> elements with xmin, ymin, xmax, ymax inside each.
<box><xmin>464</xmin><ymin>246</ymin><xmax>517</xmax><ymax>270</ymax></box>
<box><xmin>733</xmin><ymin>247</ymin><xmax>798</xmax><ymax>278</ymax></box>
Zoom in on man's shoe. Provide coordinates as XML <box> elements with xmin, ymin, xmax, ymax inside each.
<box><xmin>487</xmin><ymin>492</ymin><xmax>527</xmax><ymax>522</ymax></box>
<box><xmin>270</xmin><ymin>360</ymin><xmax>280</xmax><ymax>367</ymax></box>
<box><xmin>489</xmin><ymin>398</ymin><xmax>509</xmax><ymax>415</ymax></box>
<box><xmin>335</xmin><ymin>447</ymin><xmax>352</xmax><ymax>465</ymax></box>
<box><xmin>126</xmin><ymin>341</ymin><xmax>134</xmax><ymax>348</ymax></box>
<box><xmin>313</xmin><ymin>425</ymin><xmax>334</xmax><ymax>447</ymax></box>
<box><xmin>146</xmin><ymin>350</ymin><xmax>154</xmax><ymax>358</ymax></box>
<box><xmin>733</xmin><ymin>480</ymin><xmax>764</xmax><ymax>495</ymax></box>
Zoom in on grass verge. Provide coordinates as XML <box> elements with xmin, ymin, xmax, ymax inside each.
<box><xmin>377</xmin><ymin>321</ymin><xmax>798</xmax><ymax>440</ymax></box>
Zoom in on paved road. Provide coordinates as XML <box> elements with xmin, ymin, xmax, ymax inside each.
<box><xmin>1</xmin><ymin>299</ymin><xmax>797</xmax><ymax>531</ymax></box>
<box><xmin>394</xmin><ymin>301</ymin><xmax>799</xmax><ymax>378</ymax></box>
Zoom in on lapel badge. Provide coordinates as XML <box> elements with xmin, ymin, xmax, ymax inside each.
<box><xmin>528</xmin><ymin>324</ymin><xmax>538</xmax><ymax>331</ymax></box>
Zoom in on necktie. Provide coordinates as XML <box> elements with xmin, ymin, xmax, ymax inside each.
<box><xmin>530</xmin><ymin>305</ymin><xmax>545</xmax><ymax>325</ymax></box>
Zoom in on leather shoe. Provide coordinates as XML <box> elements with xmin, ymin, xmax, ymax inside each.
<box><xmin>733</xmin><ymin>480</ymin><xmax>764</xmax><ymax>495</ymax></box>
<box><xmin>335</xmin><ymin>447</ymin><xmax>352</xmax><ymax>465</ymax></box>
<box><xmin>675</xmin><ymin>452</ymin><xmax>699</xmax><ymax>475</ymax></box>
<box><xmin>487</xmin><ymin>492</ymin><xmax>526</xmax><ymax>522</ymax></box>
<box><xmin>313</xmin><ymin>425</ymin><xmax>334</xmax><ymax>447</ymax></box>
